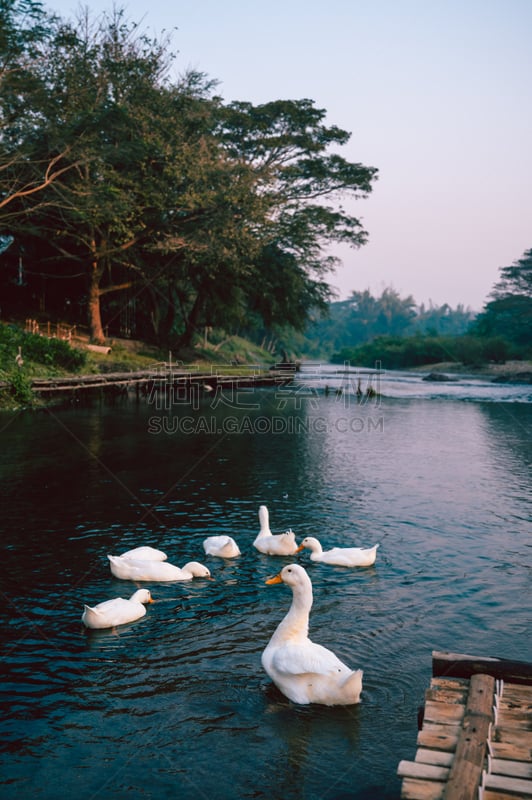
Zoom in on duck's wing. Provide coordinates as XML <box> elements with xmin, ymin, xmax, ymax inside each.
<box><xmin>203</xmin><ymin>536</ymin><xmax>223</xmax><ymax>554</ymax></box>
<box><xmin>324</xmin><ymin>545</ymin><xmax>379</xmax><ymax>565</ymax></box>
<box><xmin>272</xmin><ymin>531</ymin><xmax>298</xmax><ymax>554</ymax></box>
<box><xmin>315</xmin><ymin>547</ymin><xmax>358</xmax><ymax>565</ymax></box>
<box><xmin>272</xmin><ymin>641</ymin><xmax>349</xmax><ymax>676</ymax></box>
<box><xmin>221</xmin><ymin>538</ymin><xmax>241</xmax><ymax>556</ymax></box>
<box><xmin>280</xmin><ymin>529</ymin><xmax>296</xmax><ymax>542</ymax></box>
<box><xmin>120</xmin><ymin>546</ymin><xmax>167</xmax><ymax>561</ymax></box>
<box><xmin>109</xmin><ymin>556</ymin><xmax>163</xmax><ymax>580</ymax></box>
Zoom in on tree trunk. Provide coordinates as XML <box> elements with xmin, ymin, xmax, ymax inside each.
<box><xmin>87</xmin><ymin>257</ymin><xmax>106</xmax><ymax>344</ymax></box>
<box><xmin>174</xmin><ymin>289</ymin><xmax>204</xmax><ymax>351</ymax></box>
<box><xmin>158</xmin><ymin>285</ymin><xmax>178</xmax><ymax>347</ymax></box>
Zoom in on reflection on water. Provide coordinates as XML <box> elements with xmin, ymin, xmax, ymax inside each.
<box><xmin>0</xmin><ymin>379</ymin><xmax>531</xmax><ymax>799</ymax></box>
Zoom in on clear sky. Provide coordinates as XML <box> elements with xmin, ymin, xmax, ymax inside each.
<box><xmin>47</xmin><ymin>0</ymin><xmax>532</xmax><ymax>311</ymax></box>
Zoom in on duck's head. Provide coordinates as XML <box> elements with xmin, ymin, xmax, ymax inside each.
<box><xmin>131</xmin><ymin>589</ymin><xmax>154</xmax><ymax>604</ymax></box>
<box><xmin>184</xmin><ymin>561</ymin><xmax>213</xmax><ymax>579</ymax></box>
<box><xmin>297</xmin><ymin>536</ymin><xmax>320</xmax><ymax>552</ymax></box>
<box><xmin>265</xmin><ymin>563</ymin><xmax>310</xmax><ymax>588</ymax></box>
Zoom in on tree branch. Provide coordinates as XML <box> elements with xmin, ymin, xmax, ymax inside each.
<box><xmin>0</xmin><ymin>149</ymin><xmax>84</xmax><ymax>210</ymax></box>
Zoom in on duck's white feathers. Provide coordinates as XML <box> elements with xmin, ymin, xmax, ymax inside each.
<box><xmin>108</xmin><ymin>555</ymin><xmax>211</xmax><ymax>582</ymax></box>
<box><xmin>81</xmin><ymin>588</ymin><xmax>153</xmax><ymax>629</ymax></box>
<box><xmin>298</xmin><ymin>536</ymin><xmax>379</xmax><ymax>567</ymax></box>
<box><xmin>253</xmin><ymin>505</ymin><xmax>299</xmax><ymax>556</ymax></box>
<box><xmin>203</xmin><ymin>535</ymin><xmax>241</xmax><ymax>558</ymax></box>
<box><xmin>261</xmin><ymin>563</ymin><xmax>363</xmax><ymax>706</ymax></box>
<box><xmin>119</xmin><ymin>546</ymin><xmax>167</xmax><ymax>561</ymax></box>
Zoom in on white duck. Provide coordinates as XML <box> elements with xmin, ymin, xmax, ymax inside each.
<box><xmin>297</xmin><ymin>536</ymin><xmax>380</xmax><ymax>567</ymax></box>
<box><xmin>81</xmin><ymin>588</ymin><xmax>153</xmax><ymax>629</ymax></box>
<box><xmin>202</xmin><ymin>535</ymin><xmax>241</xmax><ymax>558</ymax></box>
<box><xmin>119</xmin><ymin>546</ymin><xmax>167</xmax><ymax>561</ymax></box>
<box><xmin>253</xmin><ymin>505</ymin><xmax>299</xmax><ymax>556</ymax></box>
<box><xmin>108</xmin><ymin>555</ymin><xmax>211</xmax><ymax>582</ymax></box>
<box><xmin>261</xmin><ymin>563</ymin><xmax>363</xmax><ymax>706</ymax></box>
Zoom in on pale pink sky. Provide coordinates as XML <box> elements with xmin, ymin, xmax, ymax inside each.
<box><xmin>51</xmin><ymin>0</ymin><xmax>532</xmax><ymax>311</ymax></box>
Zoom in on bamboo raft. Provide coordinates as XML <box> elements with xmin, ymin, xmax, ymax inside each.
<box><xmin>397</xmin><ymin>651</ymin><xmax>532</xmax><ymax>800</ymax></box>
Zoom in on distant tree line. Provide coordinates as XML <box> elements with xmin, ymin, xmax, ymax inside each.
<box><xmin>0</xmin><ymin>0</ymin><xmax>377</xmax><ymax>351</ymax></box>
<box><xmin>300</xmin><ymin>287</ymin><xmax>476</xmax><ymax>359</ymax></box>
<box><xmin>319</xmin><ymin>251</ymin><xmax>532</xmax><ymax>368</ymax></box>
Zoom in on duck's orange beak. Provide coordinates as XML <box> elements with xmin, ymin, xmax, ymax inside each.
<box><xmin>265</xmin><ymin>573</ymin><xmax>283</xmax><ymax>585</ymax></box>
<box><xmin>295</xmin><ymin>544</ymin><xmax>305</xmax><ymax>553</ymax></box>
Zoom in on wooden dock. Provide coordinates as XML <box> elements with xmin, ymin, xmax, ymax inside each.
<box><xmin>26</xmin><ymin>365</ymin><xmax>294</xmax><ymax>403</ymax></box>
<box><xmin>397</xmin><ymin>651</ymin><xmax>532</xmax><ymax>800</ymax></box>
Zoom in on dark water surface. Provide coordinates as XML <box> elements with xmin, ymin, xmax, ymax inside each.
<box><xmin>1</xmin><ymin>367</ymin><xmax>531</xmax><ymax>799</ymax></box>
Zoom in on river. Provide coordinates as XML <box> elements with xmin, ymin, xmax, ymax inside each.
<box><xmin>1</xmin><ymin>364</ymin><xmax>530</xmax><ymax>799</ymax></box>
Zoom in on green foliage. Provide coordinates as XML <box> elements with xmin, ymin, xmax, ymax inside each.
<box><xmin>480</xmin><ymin>336</ymin><xmax>511</xmax><ymax>363</ymax></box>
<box><xmin>331</xmin><ymin>334</ymin><xmax>517</xmax><ymax>370</ymax></box>
<box><xmin>0</xmin><ymin>6</ymin><xmax>378</xmax><ymax>353</ymax></box>
<box><xmin>21</xmin><ymin>333</ymin><xmax>87</xmax><ymax>370</ymax></box>
<box><xmin>327</xmin><ymin>253</ymin><xmax>531</xmax><ymax>371</ymax></box>
<box><xmin>333</xmin><ymin>335</ymin><xmax>447</xmax><ymax>369</ymax></box>
<box><xmin>489</xmin><ymin>248</ymin><xmax>532</xmax><ymax>300</ymax></box>
<box><xmin>299</xmin><ymin>288</ymin><xmax>475</xmax><ymax>360</ymax></box>
<box><xmin>3</xmin><ymin>367</ymin><xmax>35</xmax><ymax>406</ymax></box>
<box><xmin>410</xmin><ymin>303</ymin><xmax>476</xmax><ymax>336</ymax></box>
<box><xmin>472</xmin><ymin>294</ymin><xmax>532</xmax><ymax>348</ymax></box>
<box><xmin>469</xmin><ymin>249</ymin><xmax>532</xmax><ymax>353</ymax></box>
<box><xmin>0</xmin><ymin>324</ymin><xmax>86</xmax><ymax>371</ymax></box>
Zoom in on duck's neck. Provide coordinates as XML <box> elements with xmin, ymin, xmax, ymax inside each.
<box><xmin>272</xmin><ymin>585</ymin><xmax>312</xmax><ymax>643</ymax></box>
<box><xmin>258</xmin><ymin>507</ymin><xmax>271</xmax><ymax>537</ymax></box>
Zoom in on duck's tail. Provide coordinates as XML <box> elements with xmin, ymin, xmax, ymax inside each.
<box><xmin>343</xmin><ymin>668</ymin><xmax>363</xmax><ymax>704</ymax></box>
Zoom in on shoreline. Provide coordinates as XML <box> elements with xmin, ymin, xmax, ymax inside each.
<box><xmin>407</xmin><ymin>359</ymin><xmax>532</xmax><ymax>383</ymax></box>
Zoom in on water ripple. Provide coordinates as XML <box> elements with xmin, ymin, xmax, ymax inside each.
<box><xmin>1</xmin><ymin>396</ymin><xmax>531</xmax><ymax>800</ymax></box>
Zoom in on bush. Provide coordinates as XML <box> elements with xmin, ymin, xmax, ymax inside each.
<box><xmin>481</xmin><ymin>337</ymin><xmax>510</xmax><ymax>363</ymax></box>
<box><xmin>331</xmin><ymin>334</ymin><xmax>491</xmax><ymax>369</ymax></box>
<box><xmin>451</xmin><ymin>336</ymin><xmax>485</xmax><ymax>366</ymax></box>
<box><xmin>21</xmin><ymin>333</ymin><xmax>86</xmax><ymax>370</ymax></box>
<box><xmin>0</xmin><ymin>324</ymin><xmax>86</xmax><ymax>371</ymax></box>
<box><xmin>3</xmin><ymin>367</ymin><xmax>36</xmax><ymax>406</ymax></box>
<box><xmin>331</xmin><ymin>335</ymin><xmax>459</xmax><ymax>369</ymax></box>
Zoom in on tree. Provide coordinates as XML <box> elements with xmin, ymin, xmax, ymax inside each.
<box><xmin>218</xmin><ymin>99</ymin><xmax>376</xmax><ymax>262</ymax></box>
<box><xmin>490</xmin><ymin>248</ymin><xmax>532</xmax><ymax>299</ymax></box>
<box><xmin>472</xmin><ymin>249</ymin><xmax>532</xmax><ymax>349</ymax></box>
<box><xmin>8</xmin><ymin>8</ymin><xmax>214</xmax><ymax>343</ymax></box>
<box><xmin>299</xmin><ymin>286</ymin><xmax>416</xmax><ymax>357</ymax></box>
<box><xmin>0</xmin><ymin>0</ymin><xmax>83</xmax><ymax>219</ymax></box>
<box><xmin>411</xmin><ymin>302</ymin><xmax>475</xmax><ymax>336</ymax></box>
<box><xmin>1</xmin><ymin>6</ymin><xmax>378</xmax><ymax>351</ymax></box>
<box><xmin>140</xmin><ymin>97</ymin><xmax>378</xmax><ymax>352</ymax></box>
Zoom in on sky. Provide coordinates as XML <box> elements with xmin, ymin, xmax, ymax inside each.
<box><xmin>47</xmin><ymin>0</ymin><xmax>532</xmax><ymax>311</ymax></box>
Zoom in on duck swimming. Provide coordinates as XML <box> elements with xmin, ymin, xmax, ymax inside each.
<box><xmin>108</xmin><ymin>555</ymin><xmax>211</xmax><ymax>582</ymax></box>
<box><xmin>253</xmin><ymin>505</ymin><xmax>299</xmax><ymax>556</ymax></box>
<box><xmin>261</xmin><ymin>564</ymin><xmax>363</xmax><ymax>705</ymax></box>
<box><xmin>202</xmin><ymin>535</ymin><xmax>241</xmax><ymax>558</ymax></box>
<box><xmin>119</xmin><ymin>546</ymin><xmax>167</xmax><ymax>561</ymax></box>
<box><xmin>297</xmin><ymin>536</ymin><xmax>379</xmax><ymax>567</ymax></box>
<box><xmin>81</xmin><ymin>588</ymin><xmax>153</xmax><ymax>629</ymax></box>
